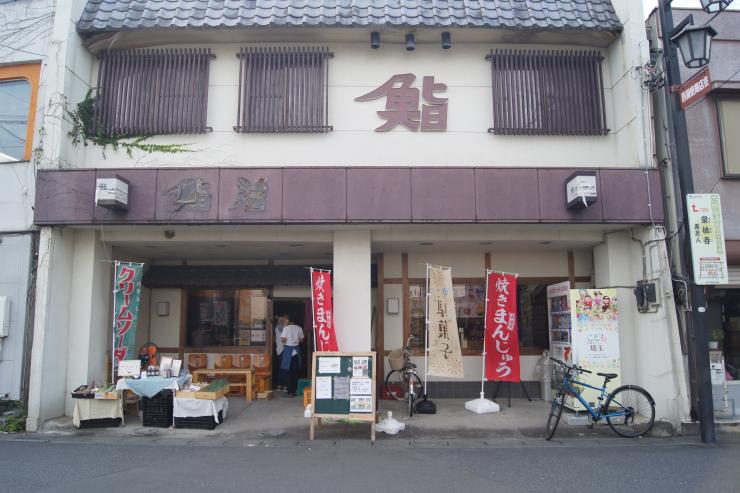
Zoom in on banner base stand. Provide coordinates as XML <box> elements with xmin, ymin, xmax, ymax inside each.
<box><xmin>465</xmin><ymin>392</ymin><xmax>501</xmax><ymax>414</ymax></box>
<box><xmin>416</xmin><ymin>395</ymin><xmax>437</xmax><ymax>414</ymax></box>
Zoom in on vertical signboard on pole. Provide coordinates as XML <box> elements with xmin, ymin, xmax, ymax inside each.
<box><xmin>485</xmin><ymin>271</ymin><xmax>521</xmax><ymax>382</ymax></box>
<box><xmin>427</xmin><ymin>265</ymin><xmax>464</xmax><ymax>378</ymax></box>
<box><xmin>687</xmin><ymin>194</ymin><xmax>729</xmax><ymax>285</ymax></box>
<box><xmin>310</xmin><ymin>268</ymin><xmax>339</xmax><ymax>352</ymax></box>
<box><xmin>112</xmin><ymin>261</ymin><xmax>144</xmax><ymax>373</ymax></box>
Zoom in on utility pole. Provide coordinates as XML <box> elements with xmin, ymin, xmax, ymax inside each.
<box><xmin>657</xmin><ymin>0</ymin><xmax>715</xmax><ymax>444</ymax></box>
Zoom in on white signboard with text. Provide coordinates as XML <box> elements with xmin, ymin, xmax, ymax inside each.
<box><xmin>687</xmin><ymin>194</ymin><xmax>728</xmax><ymax>285</ymax></box>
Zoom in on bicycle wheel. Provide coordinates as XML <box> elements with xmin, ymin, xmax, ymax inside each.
<box><xmin>384</xmin><ymin>370</ymin><xmax>406</xmax><ymax>401</ymax></box>
<box><xmin>605</xmin><ymin>385</ymin><xmax>655</xmax><ymax>438</ymax></box>
<box><xmin>544</xmin><ymin>390</ymin><xmax>565</xmax><ymax>440</ymax></box>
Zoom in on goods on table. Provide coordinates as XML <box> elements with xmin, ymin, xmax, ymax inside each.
<box><xmin>177</xmin><ymin>380</ymin><xmax>230</xmax><ymax>400</ymax></box>
<box><xmin>94</xmin><ymin>385</ymin><xmax>120</xmax><ymax>400</ymax></box>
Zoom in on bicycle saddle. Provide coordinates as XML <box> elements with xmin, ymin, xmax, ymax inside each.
<box><xmin>597</xmin><ymin>372</ymin><xmax>618</xmax><ymax>379</ymax></box>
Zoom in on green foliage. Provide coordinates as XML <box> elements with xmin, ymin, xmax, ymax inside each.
<box><xmin>709</xmin><ymin>328</ymin><xmax>724</xmax><ymax>342</ymax></box>
<box><xmin>1</xmin><ymin>405</ymin><xmax>27</xmax><ymax>433</ymax></box>
<box><xmin>66</xmin><ymin>90</ymin><xmax>192</xmax><ymax>156</ymax></box>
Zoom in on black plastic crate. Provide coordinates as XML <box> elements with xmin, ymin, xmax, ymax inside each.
<box><xmin>174</xmin><ymin>411</ymin><xmax>223</xmax><ymax>430</ymax></box>
<box><xmin>78</xmin><ymin>417</ymin><xmax>122</xmax><ymax>429</ymax></box>
<box><xmin>142</xmin><ymin>390</ymin><xmax>173</xmax><ymax>427</ymax></box>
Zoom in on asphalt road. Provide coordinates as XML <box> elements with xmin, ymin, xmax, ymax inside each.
<box><xmin>1</xmin><ymin>437</ymin><xmax>739</xmax><ymax>493</ymax></box>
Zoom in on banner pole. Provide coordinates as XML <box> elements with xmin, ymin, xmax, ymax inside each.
<box><xmin>111</xmin><ymin>261</ymin><xmax>118</xmax><ymax>384</ymax></box>
<box><xmin>310</xmin><ymin>267</ymin><xmax>317</xmax><ymax>352</ymax></box>
<box><xmin>424</xmin><ymin>263</ymin><xmax>431</xmax><ymax>395</ymax></box>
<box><xmin>480</xmin><ymin>269</ymin><xmax>491</xmax><ymax>394</ymax></box>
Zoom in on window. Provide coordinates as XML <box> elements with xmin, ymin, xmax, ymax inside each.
<box><xmin>718</xmin><ymin>98</ymin><xmax>740</xmax><ymax>177</ymax></box>
<box><xmin>235</xmin><ymin>47</ymin><xmax>332</xmax><ymax>133</ymax></box>
<box><xmin>0</xmin><ymin>63</ymin><xmax>40</xmax><ymax>162</ymax></box>
<box><xmin>408</xmin><ymin>281</ymin><xmax>551</xmax><ymax>354</ymax></box>
<box><xmin>186</xmin><ymin>289</ymin><xmax>269</xmax><ymax>348</ymax></box>
<box><xmin>487</xmin><ymin>49</ymin><xmax>608</xmax><ymax>136</ymax></box>
<box><xmin>409</xmin><ymin>283</ymin><xmax>486</xmax><ymax>353</ymax></box>
<box><xmin>94</xmin><ymin>48</ymin><xmax>212</xmax><ymax>136</ymax></box>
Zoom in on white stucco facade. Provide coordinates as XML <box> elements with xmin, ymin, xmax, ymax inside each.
<box><xmin>23</xmin><ymin>0</ymin><xmax>694</xmax><ymax>433</ymax></box>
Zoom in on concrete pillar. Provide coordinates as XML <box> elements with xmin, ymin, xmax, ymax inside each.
<box><xmin>593</xmin><ymin>227</ymin><xmax>690</xmax><ymax>427</ymax></box>
<box><xmin>333</xmin><ymin>230</ymin><xmax>372</xmax><ymax>352</ymax></box>
<box><xmin>64</xmin><ymin>231</ymin><xmax>111</xmax><ymax>416</ymax></box>
<box><xmin>26</xmin><ymin>227</ymin><xmax>75</xmax><ymax>431</ymax></box>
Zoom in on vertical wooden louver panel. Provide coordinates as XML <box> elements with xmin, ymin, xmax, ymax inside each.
<box><xmin>487</xmin><ymin>49</ymin><xmax>609</xmax><ymax>136</ymax></box>
<box><xmin>93</xmin><ymin>48</ymin><xmax>212</xmax><ymax>136</ymax></box>
<box><xmin>234</xmin><ymin>46</ymin><xmax>333</xmax><ymax>133</ymax></box>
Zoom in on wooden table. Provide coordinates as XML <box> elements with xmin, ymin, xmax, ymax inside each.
<box><xmin>192</xmin><ymin>368</ymin><xmax>253</xmax><ymax>403</ymax></box>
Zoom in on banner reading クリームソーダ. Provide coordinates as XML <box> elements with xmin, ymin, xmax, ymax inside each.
<box><xmin>311</xmin><ymin>269</ymin><xmax>339</xmax><ymax>351</ymax></box>
<box><xmin>113</xmin><ymin>261</ymin><xmax>144</xmax><ymax>368</ymax></box>
<box><xmin>485</xmin><ymin>271</ymin><xmax>521</xmax><ymax>382</ymax></box>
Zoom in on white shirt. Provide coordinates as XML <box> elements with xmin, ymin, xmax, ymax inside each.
<box><xmin>274</xmin><ymin>324</ymin><xmax>285</xmax><ymax>355</ymax></box>
<box><xmin>281</xmin><ymin>324</ymin><xmax>304</xmax><ymax>347</ymax></box>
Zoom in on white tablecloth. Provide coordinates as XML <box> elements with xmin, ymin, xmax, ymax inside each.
<box><xmin>73</xmin><ymin>398</ymin><xmax>124</xmax><ymax>428</ymax></box>
<box><xmin>173</xmin><ymin>396</ymin><xmax>229</xmax><ymax>423</ymax></box>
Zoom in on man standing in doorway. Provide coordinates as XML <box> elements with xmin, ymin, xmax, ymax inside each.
<box><xmin>273</xmin><ymin>316</ymin><xmax>286</xmax><ymax>391</ymax></box>
<box><xmin>280</xmin><ymin>315</ymin><xmax>304</xmax><ymax>397</ymax></box>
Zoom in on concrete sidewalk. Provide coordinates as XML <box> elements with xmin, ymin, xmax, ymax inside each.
<box><xmin>4</xmin><ymin>393</ymin><xmax>717</xmax><ymax>449</ymax></box>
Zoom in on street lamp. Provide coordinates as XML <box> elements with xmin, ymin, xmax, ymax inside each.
<box><xmin>699</xmin><ymin>0</ymin><xmax>734</xmax><ymax>13</ymax></box>
<box><xmin>670</xmin><ymin>14</ymin><xmax>717</xmax><ymax>69</ymax></box>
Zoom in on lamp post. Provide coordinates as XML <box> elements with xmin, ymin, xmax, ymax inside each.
<box><xmin>656</xmin><ymin>0</ymin><xmax>735</xmax><ymax>444</ymax></box>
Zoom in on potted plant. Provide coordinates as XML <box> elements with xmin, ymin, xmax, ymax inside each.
<box><xmin>708</xmin><ymin>328</ymin><xmax>724</xmax><ymax>350</ymax></box>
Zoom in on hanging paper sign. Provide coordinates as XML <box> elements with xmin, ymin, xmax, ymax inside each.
<box><xmin>427</xmin><ymin>266</ymin><xmax>464</xmax><ymax>378</ymax></box>
<box><xmin>113</xmin><ymin>261</ymin><xmax>144</xmax><ymax>368</ymax></box>
<box><xmin>485</xmin><ymin>271</ymin><xmax>521</xmax><ymax>382</ymax></box>
<box><xmin>687</xmin><ymin>193</ymin><xmax>728</xmax><ymax>285</ymax></box>
<box><xmin>311</xmin><ymin>269</ymin><xmax>339</xmax><ymax>351</ymax></box>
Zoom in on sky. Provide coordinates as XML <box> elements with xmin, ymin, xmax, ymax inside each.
<box><xmin>643</xmin><ymin>0</ymin><xmax>740</xmax><ymax>19</ymax></box>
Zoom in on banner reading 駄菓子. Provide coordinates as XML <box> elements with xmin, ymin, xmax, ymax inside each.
<box><xmin>427</xmin><ymin>265</ymin><xmax>464</xmax><ymax>378</ymax></box>
<box><xmin>113</xmin><ymin>261</ymin><xmax>144</xmax><ymax>368</ymax></box>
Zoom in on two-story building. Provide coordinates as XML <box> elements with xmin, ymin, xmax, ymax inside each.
<box><xmin>0</xmin><ymin>0</ymin><xmax>53</xmax><ymax>404</ymax></box>
<box><xmin>26</xmin><ymin>0</ymin><xmax>692</xmax><ymax>432</ymax></box>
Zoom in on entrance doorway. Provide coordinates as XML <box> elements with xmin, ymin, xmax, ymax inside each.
<box><xmin>273</xmin><ymin>299</ymin><xmax>312</xmax><ymax>386</ymax></box>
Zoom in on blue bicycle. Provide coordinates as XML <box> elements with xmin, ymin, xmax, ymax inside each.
<box><xmin>545</xmin><ymin>358</ymin><xmax>655</xmax><ymax>439</ymax></box>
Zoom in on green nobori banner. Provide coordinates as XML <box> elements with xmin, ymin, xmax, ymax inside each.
<box><xmin>113</xmin><ymin>261</ymin><xmax>144</xmax><ymax>368</ymax></box>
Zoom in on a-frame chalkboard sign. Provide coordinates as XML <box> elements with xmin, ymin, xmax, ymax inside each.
<box><xmin>309</xmin><ymin>351</ymin><xmax>376</xmax><ymax>442</ymax></box>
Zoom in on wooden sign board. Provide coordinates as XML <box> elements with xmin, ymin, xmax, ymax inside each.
<box><xmin>310</xmin><ymin>351</ymin><xmax>376</xmax><ymax>442</ymax></box>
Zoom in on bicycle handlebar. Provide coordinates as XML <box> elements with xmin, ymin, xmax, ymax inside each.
<box><xmin>550</xmin><ymin>357</ymin><xmax>592</xmax><ymax>374</ymax></box>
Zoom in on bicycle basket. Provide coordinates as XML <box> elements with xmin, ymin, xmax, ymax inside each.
<box><xmin>387</xmin><ymin>349</ymin><xmax>405</xmax><ymax>371</ymax></box>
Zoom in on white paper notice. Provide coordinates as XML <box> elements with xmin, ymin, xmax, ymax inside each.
<box><xmin>315</xmin><ymin>376</ymin><xmax>332</xmax><ymax>399</ymax></box>
<box><xmin>318</xmin><ymin>357</ymin><xmax>341</xmax><ymax>374</ymax></box>
<box><xmin>349</xmin><ymin>396</ymin><xmax>373</xmax><ymax>413</ymax></box>
<box><xmin>350</xmin><ymin>378</ymin><xmax>372</xmax><ymax>396</ymax></box>
<box><xmin>352</xmin><ymin>357</ymin><xmax>369</xmax><ymax>377</ymax></box>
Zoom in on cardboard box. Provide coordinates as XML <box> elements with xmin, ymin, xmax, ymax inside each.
<box><xmin>257</xmin><ymin>390</ymin><xmax>274</xmax><ymax>400</ymax></box>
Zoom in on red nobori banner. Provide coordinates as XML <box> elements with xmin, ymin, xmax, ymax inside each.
<box><xmin>485</xmin><ymin>271</ymin><xmax>521</xmax><ymax>382</ymax></box>
<box><xmin>311</xmin><ymin>269</ymin><xmax>339</xmax><ymax>351</ymax></box>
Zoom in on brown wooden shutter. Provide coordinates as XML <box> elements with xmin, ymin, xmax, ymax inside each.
<box><xmin>487</xmin><ymin>49</ymin><xmax>608</xmax><ymax>136</ymax></box>
<box><xmin>235</xmin><ymin>47</ymin><xmax>332</xmax><ymax>133</ymax></box>
<box><xmin>94</xmin><ymin>48</ymin><xmax>212</xmax><ymax>136</ymax></box>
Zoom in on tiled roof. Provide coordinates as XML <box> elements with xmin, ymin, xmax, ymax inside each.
<box><xmin>77</xmin><ymin>0</ymin><xmax>623</xmax><ymax>34</ymax></box>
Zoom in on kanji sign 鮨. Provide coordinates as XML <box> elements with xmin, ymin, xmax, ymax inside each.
<box><xmin>355</xmin><ymin>73</ymin><xmax>448</xmax><ymax>132</ymax></box>
<box><xmin>687</xmin><ymin>193</ymin><xmax>728</xmax><ymax>285</ymax></box>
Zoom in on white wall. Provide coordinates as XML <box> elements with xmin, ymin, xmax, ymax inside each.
<box><xmin>64</xmin><ymin>230</ymin><xmax>111</xmax><ymax>415</ymax></box>
<box><xmin>72</xmin><ymin>36</ymin><xmax>645</xmax><ymax>169</ymax></box>
<box><xmin>148</xmin><ymin>289</ymin><xmax>182</xmax><ymax>348</ymax></box>
<box><xmin>26</xmin><ymin>227</ymin><xmax>75</xmax><ymax>431</ymax></box>
<box><xmin>0</xmin><ymin>234</ymin><xmax>32</xmax><ymax>399</ymax></box>
<box><xmin>594</xmin><ymin>227</ymin><xmax>691</xmax><ymax>426</ymax></box>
